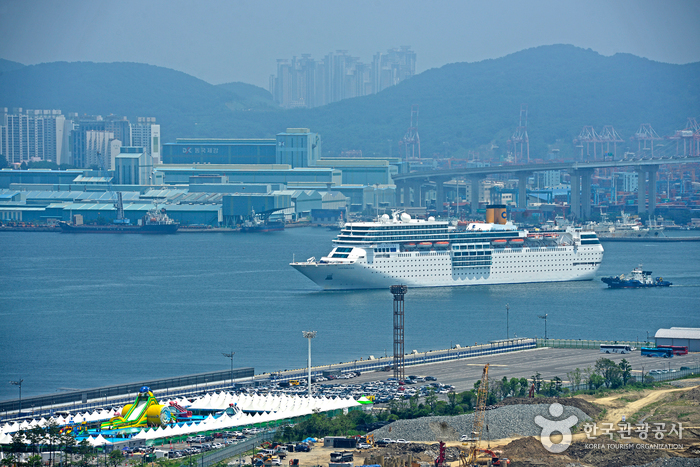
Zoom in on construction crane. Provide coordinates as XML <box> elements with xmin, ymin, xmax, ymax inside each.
<box><xmin>460</xmin><ymin>364</ymin><xmax>509</xmax><ymax>466</ymax></box>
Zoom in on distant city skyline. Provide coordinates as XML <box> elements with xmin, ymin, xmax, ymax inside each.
<box><xmin>1</xmin><ymin>0</ymin><xmax>699</xmax><ymax>88</ymax></box>
<box><xmin>271</xmin><ymin>47</ymin><xmax>416</xmax><ymax>108</ymax></box>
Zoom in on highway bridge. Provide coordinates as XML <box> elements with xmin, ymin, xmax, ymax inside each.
<box><xmin>392</xmin><ymin>156</ymin><xmax>700</xmax><ymax>219</ymax></box>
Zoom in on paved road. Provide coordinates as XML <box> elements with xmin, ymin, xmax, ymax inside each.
<box><xmin>342</xmin><ymin>348</ymin><xmax>700</xmax><ymax>392</ymax></box>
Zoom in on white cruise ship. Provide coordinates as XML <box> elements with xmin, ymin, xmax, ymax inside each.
<box><xmin>290</xmin><ymin>205</ymin><xmax>604</xmax><ymax>290</ymax></box>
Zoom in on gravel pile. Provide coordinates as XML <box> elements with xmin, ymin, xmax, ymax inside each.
<box><xmin>369</xmin><ymin>404</ymin><xmax>590</xmax><ymax>441</ymax></box>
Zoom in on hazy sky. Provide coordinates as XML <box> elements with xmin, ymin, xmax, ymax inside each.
<box><xmin>1</xmin><ymin>0</ymin><xmax>699</xmax><ymax>88</ymax></box>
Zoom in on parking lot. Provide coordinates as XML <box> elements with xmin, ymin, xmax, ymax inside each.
<box><xmin>237</xmin><ymin>347</ymin><xmax>700</xmax><ymax>402</ymax></box>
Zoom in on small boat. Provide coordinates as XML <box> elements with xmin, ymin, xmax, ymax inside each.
<box><xmin>418</xmin><ymin>242</ymin><xmax>432</xmax><ymax>247</ymax></box>
<box><xmin>601</xmin><ymin>266</ymin><xmax>672</xmax><ymax>288</ymax></box>
<box><xmin>435</xmin><ymin>241</ymin><xmax>450</xmax><ymax>247</ymax></box>
<box><xmin>510</xmin><ymin>238</ymin><xmax>525</xmax><ymax>244</ymax></box>
<box><xmin>491</xmin><ymin>239</ymin><xmax>507</xmax><ymax>245</ymax></box>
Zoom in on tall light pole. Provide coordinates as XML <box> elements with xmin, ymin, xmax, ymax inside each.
<box><xmin>222</xmin><ymin>351</ymin><xmax>235</xmax><ymax>390</ymax></box>
<box><xmin>9</xmin><ymin>379</ymin><xmax>23</xmax><ymax>416</ymax></box>
<box><xmin>302</xmin><ymin>331</ymin><xmax>316</xmax><ymax>397</ymax></box>
<box><xmin>506</xmin><ymin>303</ymin><xmax>510</xmax><ymax>339</ymax></box>
<box><xmin>538</xmin><ymin>314</ymin><xmax>548</xmax><ymax>343</ymax></box>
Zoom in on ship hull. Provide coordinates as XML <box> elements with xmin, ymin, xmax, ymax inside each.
<box><xmin>292</xmin><ymin>247</ymin><xmax>600</xmax><ymax>290</ymax></box>
<box><xmin>601</xmin><ymin>278</ymin><xmax>672</xmax><ymax>288</ymax></box>
<box><xmin>241</xmin><ymin>222</ymin><xmax>285</xmax><ymax>233</ymax></box>
<box><xmin>59</xmin><ymin>223</ymin><xmax>179</xmax><ymax>234</ymax></box>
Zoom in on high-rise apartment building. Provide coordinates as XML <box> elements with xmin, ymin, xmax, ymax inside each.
<box><xmin>70</xmin><ymin>115</ymin><xmax>125</xmax><ymax>169</ymax></box>
<box><xmin>104</xmin><ymin>115</ymin><xmax>132</xmax><ymax>147</ymax></box>
<box><xmin>0</xmin><ymin>108</ymin><xmax>68</xmax><ymax>164</ymax></box>
<box><xmin>131</xmin><ymin>117</ymin><xmax>161</xmax><ymax>164</ymax></box>
<box><xmin>270</xmin><ymin>46</ymin><xmax>416</xmax><ymax>108</ymax></box>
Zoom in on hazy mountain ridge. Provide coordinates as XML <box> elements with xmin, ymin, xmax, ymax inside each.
<box><xmin>0</xmin><ymin>58</ymin><xmax>25</xmax><ymax>74</ymax></box>
<box><xmin>0</xmin><ymin>45</ymin><xmax>697</xmax><ymax>158</ymax></box>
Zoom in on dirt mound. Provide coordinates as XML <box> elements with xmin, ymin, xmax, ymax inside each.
<box><xmin>501</xmin><ymin>436</ymin><xmax>552</xmax><ymax>458</ymax></box>
<box><xmin>566</xmin><ymin>441</ymin><xmax>671</xmax><ymax>467</ymax></box>
<box><xmin>498</xmin><ymin>397</ymin><xmax>602</xmax><ymax>418</ymax></box>
<box><xmin>368</xmin><ymin>443</ymin><xmax>463</xmax><ymax>463</ymax></box>
<box><xmin>679</xmin><ymin>386</ymin><xmax>700</xmax><ymax>402</ymax></box>
<box><xmin>500</xmin><ymin>437</ymin><xmax>680</xmax><ymax>467</ymax></box>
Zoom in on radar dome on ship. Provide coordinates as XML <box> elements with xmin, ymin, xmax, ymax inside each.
<box><xmin>401</xmin><ymin>213</ymin><xmax>411</xmax><ymax>222</ymax></box>
<box><xmin>381</xmin><ymin>214</ymin><xmax>390</xmax><ymax>222</ymax></box>
<box><xmin>428</xmin><ymin>216</ymin><xmax>435</xmax><ymax>221</ymax></box>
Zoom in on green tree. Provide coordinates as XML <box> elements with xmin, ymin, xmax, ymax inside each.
<box><xmin>518</xmin><ymin>378</ymin><xmax>529</xmax><ymax>397</ymax></box>
<box><xmin>11</xmin><ymin>430</ymin><xmax>26</xmax><ymax>452</ymax></box>
<box><xmin>74</xmin><ymin>439</ymin><xmax>96</xmax><ymax>467</ymax></box>
<box><xmin>552</xmin><ymin>376</ymin><xmax>563</xmax><ymax>394</ymax></box>
<box><xmin>59</xmin><ymin>430</ymin><xmax>76</xmax><ymax>467</ymax></box>
<box><xmin>26</xmin><ymin>454</ymin><xmax>43</xmax><ymax>467</ymax></box>
<box><xmin>618</xmin><ymin>359</ymin><xmax>632</xmax><ymax>386</ymax></box>
<box><xmin>500</xmin><ymin>376</ymin><xmax>511</xmax><ymax>399</ymax></box>
<box><xmin>27</xmin><ymin>425</ymin><xmax>46</xmax><ymax>453</ymax></box>
<box><xmin>1</xmin><ymin>454</ymin><xmax>18</xmax><ymax>467</ymax></box>
<box><xmin>583</xmin><ymin>366</ymin><xmax>594</xmax><ymax>390</ymax></box>
<box><xmin>566</xmin><ymin>368</ymin><xmax>582</xmax><ymax>391</ymax></box>
<box><xmin>595</xmin><ymin>358</ymin><xmax>623</xmax><ymax>388</ymax></box>
<box><xmin>589</xmin><ymin>373</ymin><xmax>605</xmax><ymax>390</ymax></box>
<box><xmin>108</xmin><ymin>450</ymin><xmax>124</xmax><ymax>467</ymax></box>
<box><xmin>447</xmin><ymin>391</ymin><xmax>458</xmax><ymax>414</ymax></box>
<box><xmin>425</xmin><ymin>389</ymin><xmax>438</xmax><ymax>413</ymax></box>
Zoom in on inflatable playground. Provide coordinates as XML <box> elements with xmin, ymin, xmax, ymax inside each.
<box><xmin>0</xmin><ymin>386</ymin><xmax>364</xmax><ymax>446</ymax></box>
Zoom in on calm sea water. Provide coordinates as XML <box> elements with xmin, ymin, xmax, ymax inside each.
<box><xmin>1</xmin><ymin>228</ymin><xmax>699</xmax><ymax>401</ymax></box>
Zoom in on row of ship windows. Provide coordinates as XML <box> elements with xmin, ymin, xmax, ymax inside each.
<box><xmin>454</xmin><ymin>261</ymin><xmax>492</xmax><ymax>268</ymax></box>
<box><xmin>453</xmin><ymin>244</ymin><xmax>489</xmax><ymax>250</ymax></box>
<box><xmin>370</xmin><ymin>266</ymin><xmax>598</xmax><ymax>277</ymax></box>
<box><xmin>374</xmin><ymin>259</ymin><xmax>449</xmax><ymax>263</ymax></box>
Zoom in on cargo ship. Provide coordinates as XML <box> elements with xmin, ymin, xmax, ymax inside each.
<box><xmin>601</xmin><ymin>267</ymin><xmax>671</xmax><ymax>288</ymax></box>
<box><xmin>240</xmin><ymin>218</ymin><xmax>285</xmax><ymax>232</ymax></box>
<box><xmin>59</xmin><ymin>207</ymin><xmax>179</xmax><ymax>234</ymax></box>
<box><xmin>291</xmin><ymin>205</ymin><xmax>603</xmax><ymax>290</ymax></box>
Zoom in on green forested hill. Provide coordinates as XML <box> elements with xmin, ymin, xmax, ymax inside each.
<box><xmin>1</xmin><ymin>45</ymin><xmax>697</xmax><ymax>158</ymax></box>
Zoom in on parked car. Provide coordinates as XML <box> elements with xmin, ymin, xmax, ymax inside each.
<box><xmin>295</xmin><ymin>443</ymin><xmax>310</xmax><ymax>452</ymax></box>
<box><xmin>425</xmin><ymin>376</ymin><xmax>437</xmax><ymax>381</ymax></box>
<box><xmin>357</xmin><ymin>443</ymin><xmax>372</xmax><ymax>449</ymax></box>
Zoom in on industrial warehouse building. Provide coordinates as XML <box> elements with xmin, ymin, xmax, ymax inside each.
<box><xmin>655</xmin><ymin>327</ymin><xmax>700</xmax><ymax>352</ymax></box>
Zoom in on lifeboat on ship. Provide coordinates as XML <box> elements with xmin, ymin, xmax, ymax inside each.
<box><xmin>405</xmin><ymin>243</ymin><xmax>416</xmax><ymax>249</ymax></box>
<box><xmin>435</xmin><ymin>241</ymin><xmax>450</xmax><ymax>247</ymax></box>
<box><xmin>418</xmin><ymin>242</ymin><xmax>432</xmax><ymax>248</ymax></box>
<box><xmin>491</xmin><ymin>239</ymin><xmax>507</xmax><ymax>247</ymax></box>
<box><xmin>510</xmin><ymin>238</ymin><xmax>525</xmax><ymax>245</ymax></box>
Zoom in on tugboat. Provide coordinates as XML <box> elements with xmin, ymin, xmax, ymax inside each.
<box><xmin>601</xmin><ymin>266</ymin><xmax>672</xmax><ymax>288</ymax></box>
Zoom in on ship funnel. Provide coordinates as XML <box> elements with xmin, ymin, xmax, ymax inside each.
<box><xmin>486</xmin><ymin>204</ymin><xmax>507</xmax><ymax>225</ymax></box>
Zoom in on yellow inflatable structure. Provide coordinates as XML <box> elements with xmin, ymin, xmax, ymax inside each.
<box><xmin>101</xmin><ymin>386</ymin><xmax>172</xmax><ymax>430</ymax></box>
